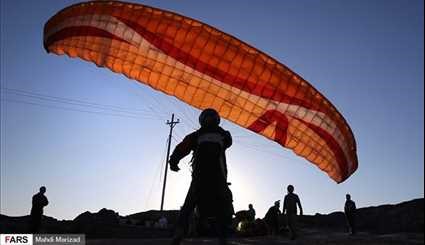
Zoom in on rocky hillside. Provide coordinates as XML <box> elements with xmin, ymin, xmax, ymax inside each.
<box><xmin>298</xmin><ymin>198</ymin><xmax>424</xmax><ymax>234</ymax></box>
<box><xmin>0</xmin><ymin>198</ymin><xmax>423</xmax><ymax>238</ymax></box>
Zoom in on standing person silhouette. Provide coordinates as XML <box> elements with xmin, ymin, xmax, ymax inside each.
<box><xmin>247</xmin><ymin>204</ymin><xmax>256</xmax><ymax>222</ymax></box>
<box><xmin>169</xmin><ymin>108</ymin><xmax>234</xmax><ymax>245</ymax></box>
<box><xmin>264</xmin><ymin>201</ymin><xmax>281</xmax><ymax>236</ymax></box>
<box><xmin>344</xmin><ymin>194</ymin><xmax>357</xmax><ymax>235</ymax></box>
<box><xmin>283</xmin><ymin>185</ymin><xmax>303</xmax><ymax>240</ymax></box>
<box><xmin>30</xmin><ymin>186</ymin><xmax>49</xmax><ymax>233</ymax></box>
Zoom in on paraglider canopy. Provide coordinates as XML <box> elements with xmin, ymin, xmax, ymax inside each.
<box><xmin>43</xmin><ymin>0</ymin><xmax>358</xmax><ymax>183</ymax></box>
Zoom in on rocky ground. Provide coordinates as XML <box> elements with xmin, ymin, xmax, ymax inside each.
<box><xmin>86</xmin><ymin>231</ymin><xmax>424</xmax><ymax>245</ymax></box>
<box><xmin>1</xmin><ymin>198</ymin><xmax>423</xmax><ymax>244</ymax></box>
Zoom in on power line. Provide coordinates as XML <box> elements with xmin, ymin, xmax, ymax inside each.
<box><xmin>130</xmin><ymin>86</ymin><xmax>197</xmax><ymax>133</ymax></box>
<box><xmin>1</xmin><ymin>98</ymin><xmax>160</xmax><ymax>120</ymax></box>
<box><xmin>235</xmin><ymin>140</ymin><xmax>289</xmax><ymax>160</ymax></box>
<box><xmin>1</xmin><ymin>87</ymin><xmax>161</xmax><ymax>117</ymax></box>
<box><xmin>2</xmin><ymin>87</ymin><xmax>282</xmax><ymax>157</ymax></box>
<box><xmin>145</xmin><ymin>137</ymin><xmax>169</xmax><ymax>210</ymax></box>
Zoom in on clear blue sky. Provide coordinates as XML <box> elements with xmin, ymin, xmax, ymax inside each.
<box><xmin>1</xmin><ymin>0</ymin><xmax>423</xmax><ymax>220</ymax></box>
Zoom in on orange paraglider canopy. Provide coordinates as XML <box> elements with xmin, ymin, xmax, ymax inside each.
<box><xmin>44</xmin><ymin>1</ymin><xmax>358</xmax><ymax>183</ymax></box>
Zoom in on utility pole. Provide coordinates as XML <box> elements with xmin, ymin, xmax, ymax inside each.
<box><xmin>160</xmin><ymin>113</ymin><xmax>180</xmax><ymax>211</ymax></box>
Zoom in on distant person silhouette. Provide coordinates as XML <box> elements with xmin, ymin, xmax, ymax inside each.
<box><xmin>344</xmin><ymin>194</ymin><xmax>357</xmax><ymax>235</ymax></box>
<box><xmin>283</xmin><ymin>185</ymin><xmax>303</xmax><ymax>240</ymax></box>
<box><xmin>264</xmin><ymin>201</ymin><xmax>281</xmax><ymax>236</ymax></box>
<box><xmin>169</xmin><ymin>108</ymin><xmax>233</xmax><ymax>245</ymax></box>
<box><xmin>30</xmin><ymin>186</ymin><xmax>49</xmax><ymax>233</ymax></box>
<box><xmin>248</xmin><ymin>204</ymin><xmax>256</xmax><ymax>222</ymax></box>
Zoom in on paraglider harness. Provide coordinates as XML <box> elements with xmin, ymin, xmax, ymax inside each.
<box><xmin>187</xmin><ymin>128</ymin><xmax>235</xmax><ymax>228</ymax></box>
